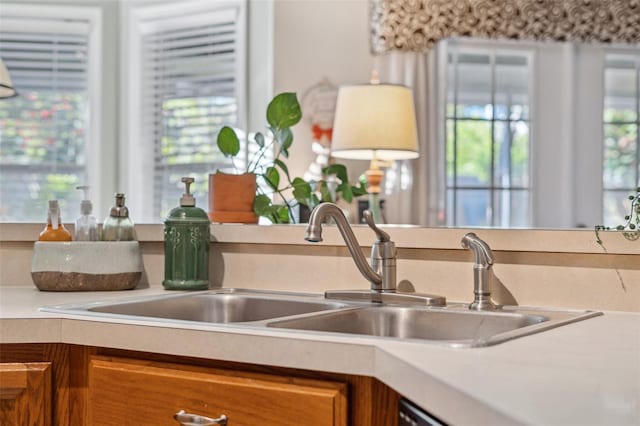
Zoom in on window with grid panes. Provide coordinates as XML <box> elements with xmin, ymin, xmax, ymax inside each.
<box><xmin>445</xmin><ymin>45</ymin><xmax>531</xmax><ymax>227</ymax></box>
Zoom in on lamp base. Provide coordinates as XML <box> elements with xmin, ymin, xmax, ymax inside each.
<box><xmin>365</xmin><ymin>168</ymin><xmax>383</xmax><ymax>194</ymax></box>
<box><xmin>365</xmin><ymin>168</ymin><xmax>384</xmax><ymax>223</ymax></box>
<box><xmin>368</xmin><ymin>193</ymin><xmax>381</xmax><ymax>223</ymax></box>
<box><xmin>358</xmin><ymin>199</ymin><xmax>385</xmax><ymax>224</ymax></box>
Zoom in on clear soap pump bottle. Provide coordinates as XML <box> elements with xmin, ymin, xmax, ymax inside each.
<box><xmin>75</xmin><ymin>186</ymin><xmax>99</xmax><ymax>241</ymax></box>
<box><xmin>102</xmin><ymin>193</ymin><xmax>136</xmax><ymax>241</ymax></box>
<box><xmin>38</xmin><ymin>200</ymin><xmax>72</xmax><ymax>241</ymax></box>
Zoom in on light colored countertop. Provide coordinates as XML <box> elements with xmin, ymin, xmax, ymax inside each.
<box><xmin>1</xmin><ymin>286</ymin><xmax>638</xmax><ymax>426</ymax></box>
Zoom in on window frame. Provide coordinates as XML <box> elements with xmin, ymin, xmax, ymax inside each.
<box><xmin>437</xmin><ymin>39</ymin><xmax>640</xmax><ymax>229</ymax></box>
<box><xmin>442</xmin><ymin>39</ymin><xmax>534</xmax><ymax>228</ymax></box>
<box><xmin>120</xmin><ymin>0</ymin><xmax>248</xmax><ymax>222</ymax></box>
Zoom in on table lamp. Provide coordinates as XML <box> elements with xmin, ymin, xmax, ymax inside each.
<box><xmin>0</xmin><ymin>58</ymin><xmax>17</xmax><ymax>99</ymax></box>
<box><xmin>330</xmin><ymin>82</ymin><xmax>419</xmax><ymax>222</ymax></box>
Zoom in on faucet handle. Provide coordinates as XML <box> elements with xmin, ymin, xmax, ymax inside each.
<box><xmin>363</xmin><ymin>210</ymin><xmax>390</xmax><ymax>242</ymax></box>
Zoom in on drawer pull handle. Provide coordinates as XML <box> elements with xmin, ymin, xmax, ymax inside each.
<box><xmin>174</xmin><ymin>410</ymin><xmax>228</xmax><ymax>425</ymax></box>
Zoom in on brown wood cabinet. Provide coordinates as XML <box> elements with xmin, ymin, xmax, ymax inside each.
<box><xmin>88</xmin><ymin>356</ymin><xmax>347</xmax><ymax>425</ymax></box>
<box><xmin>0</xmin><ymin>344</ymin><xmax>400</xmax><ymax>426</ymax></box>
<box><xmin>0</xmin><ymin>362</ymin><xmax>52</xmax><ymax>426</ymax></box>
<box><xmin>0</xmin><ymin>344</ymin><xmax>75</xmax><ymax>426</ymax></box>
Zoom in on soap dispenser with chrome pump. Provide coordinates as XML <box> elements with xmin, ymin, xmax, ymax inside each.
<box><xmin>102</xmin><ymin>193</ymin><xmax>136</xmax><ymax>241</ymax></box>
<box><xmin>163</xmin><ymin>177</ymin><xmax>210</xmax><ymax>290</ymax></box>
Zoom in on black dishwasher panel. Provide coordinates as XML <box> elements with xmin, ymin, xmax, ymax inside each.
<box><xmin>398</xmin><ymin>398</ymin><xmax>446</xmax><ymax>426</ymax></box>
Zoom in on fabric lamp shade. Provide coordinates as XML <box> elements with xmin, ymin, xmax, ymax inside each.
<box><xmin>331</xmin><ymin>84</ymin><xmax>419</xmax><ymax>161</ymax></box>
<box><xmin>0</xmin><ymin>58</ymin><xmax>17</xmax><ymax>99</ymax></box>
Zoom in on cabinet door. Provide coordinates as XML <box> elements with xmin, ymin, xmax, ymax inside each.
<box><xmin>0</xmin><ymin>362</ymin><xmax>52</xmax><ymax>426</ymax></box>
<box><xmin>88</xmin><ymin>356</ymin><xmax>347</xmax><ymax>426</ymax></box>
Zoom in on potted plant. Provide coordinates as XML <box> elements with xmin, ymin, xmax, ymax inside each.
<box><xmin>209</xmin><ymin>92</ymin><xmax>299</xmax><ymax>223</ymax></box>
<box><xmin>213</xmin><ymin>92</ymin><xmax>366</xmax><ymax>224</ymax></box>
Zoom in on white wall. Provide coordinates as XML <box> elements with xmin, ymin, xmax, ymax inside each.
<box><xmin>273</xmin><ymin>0</ymin><xmax>374</xmax><ymax>182</ymax></box>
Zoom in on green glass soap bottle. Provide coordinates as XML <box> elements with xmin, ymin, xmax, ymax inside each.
<box><xmin>163</xmin><ymin>177</ymin><xmax>210</xmax><ymax>290</ymax></box>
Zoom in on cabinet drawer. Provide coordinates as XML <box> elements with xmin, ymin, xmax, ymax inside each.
<box><xmin>88</xmin><ymin>356</ymin><xmax>347</xmax><ymax>426</ymax></box>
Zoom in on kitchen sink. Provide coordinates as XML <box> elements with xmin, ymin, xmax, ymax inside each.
<box><xmin>42</xmin><ymin>289</ymin><xmax>349</xmax><ymax>324</ymax></box>
<box><xmin>267</xmin><ymin>305</ymin><xmax>602</xmax><ymax>347</ymax></box>
<box><xmin>40</xmin><ymin>289</ymin><xmax>601</xmax><ymax>347</ymax></box>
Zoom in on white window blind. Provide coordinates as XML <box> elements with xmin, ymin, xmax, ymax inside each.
<box><xmin>0</xmin><ymin>12</ymin><xmax>93</xmax><ymax>222</ymax></box>
<box><xmin>137</xmin><ymin>2</ymin><xmax>246</xmax><ymax>219</ymax></box>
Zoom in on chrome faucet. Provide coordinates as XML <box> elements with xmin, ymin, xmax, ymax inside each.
<box><xmin>461</xmin><ymin>232</ymin><xmax>497</xmax><ymax>311</ymax></box>
<box><xmin>306</xmin><ymin>203</ymin><xmax>395</xmax><ymax>291</ymax></box>
<box><xmin>305</xmin><ymin>203</ymin><xmax>445</xmax><ymax>306</ymax></box>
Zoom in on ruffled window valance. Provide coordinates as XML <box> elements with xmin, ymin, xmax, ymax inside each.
<box><xmin>370</xmin><ymin>0</ymin><xmax>640</xmax><ymax>54</ymax></box>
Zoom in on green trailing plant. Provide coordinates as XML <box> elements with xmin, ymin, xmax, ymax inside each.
<box><xmin>595</xmin><ymin>186</ymin><xmax>640</xmax><ymax>244</ymax></box>
<box><xmin>216</xmin><ymin>92</ymin><xmax>366</xmax><ymax>224</ymax></box>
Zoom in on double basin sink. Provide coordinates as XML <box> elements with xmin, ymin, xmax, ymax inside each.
<box><xmin>42</xmin><ymin>289</ymin><xmax>601</xmax><ymax>348</ymax></box>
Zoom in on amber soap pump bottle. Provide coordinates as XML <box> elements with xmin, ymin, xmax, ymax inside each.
<box><xmin>38</xmin><ymin>200</ymin><xmax>72</xmax><ymax>241</ymax></box>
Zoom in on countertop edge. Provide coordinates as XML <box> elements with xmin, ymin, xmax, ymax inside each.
<box><xmin>1</xmin><ymin>287</ymin><xmax>638</xmax><ymax>426</ymax></box>
<box><xmin>0</xmin><ymin>314</ymin><xmax>522</xmax><ymax>426</ymax></box>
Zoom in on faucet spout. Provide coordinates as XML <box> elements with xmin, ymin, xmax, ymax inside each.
<box><xmin>461</xmin><ymin>233</ymin><xmax>497</xmax><ymax>311</ymax></box>
<box><xmin>304</xmin><ymin>203</ymin><xmax>445</xmax><ymax>306</ymax></box>
<box><xmin>305</xmin><ymin>203</ymin><xmax>383</xmax><ymax>288</ymax></box>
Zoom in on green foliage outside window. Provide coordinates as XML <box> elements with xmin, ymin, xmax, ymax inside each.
<box><xmin>0</xmin><ymin>92</ymin><xmax>86</xmax><ymax>165</ymax></box>
<box><xmin>602</xmin><ymin>110</ymin><xmax>637</xmax><ymax>189</ymax></box>
<box><xmin>446</xmin><ymin>119</ymin><xmax>529</xmax><ymax>185</ymax></box>
<box><xmin>0</xmin><ymin>90</ymin><xmax>86</xmax><ymax>221</ymax></box>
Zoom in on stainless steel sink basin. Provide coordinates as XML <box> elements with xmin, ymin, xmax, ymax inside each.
<box><xmin>267</xmin><ymin>305</ymin><xmax>601</xmax><ymax>347</ymax></box>
<box><xmin>40</xmin><ymin>289</ymin><xmax>601</xmax><ymax>347</ymax></box>
<box><xmin>44</xmin><ymin>290</ymin><xmax>349</xmax><ymax>324</ymax></box>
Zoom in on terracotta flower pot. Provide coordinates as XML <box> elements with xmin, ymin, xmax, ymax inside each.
<box><xmin>208</xmin><ymin>173</ymin><xmax>258</xmax><ymax>223</ymax></box>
